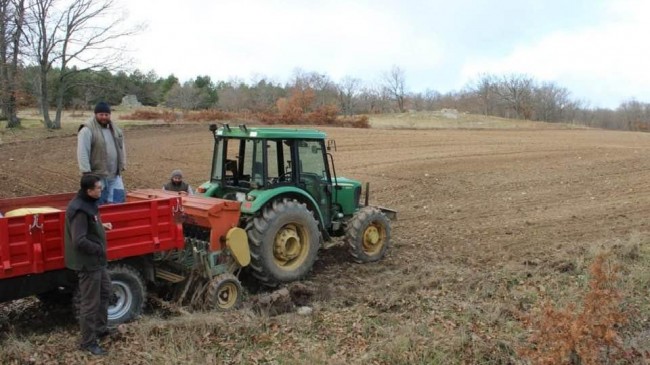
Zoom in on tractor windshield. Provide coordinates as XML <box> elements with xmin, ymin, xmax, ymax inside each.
<box><xmin>297</xmin><ymin>141</ymin><xmax>327</xmax><ymax>177</ymax></box>
<box><xmin>212</xmin><ymin>136</ymin><xmax>328</xmax><ymax>193</ymax></box>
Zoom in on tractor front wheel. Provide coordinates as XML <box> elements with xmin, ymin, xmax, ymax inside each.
<box><xmin>247</xmin><ymin>199</ymin><xmax>320</xmax><ymax>286</ymax></box>
<box><xmin>346</xmin><ymin>207</ymin><xmax>391</xmax><ymax>263</ymax></box>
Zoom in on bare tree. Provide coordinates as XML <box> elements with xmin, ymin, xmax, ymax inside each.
<box><xmin>533</xmin><ymin>82</ymin><xmax>571</xmax><ymax>122</ymax></box>
<box><xmin>289</xmin><ymin>69</ymin><xmax>337</xmax><ymax>110</ymax></box>
<box><xmin>382</xmin><ymin>65</ymin><xmax>407</xmax><ymax>112</ymax></box>
<box><xmin>0</xmin><ymin>0</ymin><xmax>25</xmax><ymax>127</ymax></box>
<box><xmin>495</xmin><ymin>74</ymin><xmax>535</xmax><ymax>119</ymax></box>
<box><xmin>25</xmin><ymin>0</ymin><xmax>140</xmax><ymax>129</ymax></box>
<box><xmin>618</xmin><ymin>99</ymin><xmax>649</xmax><ymax>131</ymax></box>
<box><xmin>248</xmin><ymin>75</ymin><xmax>284</xmax><ymax>113</ymax></box>
<box><xmin>471</xmin><ymin>73</ymin><xmax>497</xmax><ymax>116</ymax></box>
<box><xmin>164</xmin><ymin>82</ymin><xmax>201</xmax><ymax>113</ymax></box>
<box><xmin>336</xmin><ymin>76</ymin><xmax>360</xmax><ymax>116</ymax></box>
<box><xmin>355</xmin><ymin>83</ymin><xmax>384</xmax><ymax>114</ymax></box>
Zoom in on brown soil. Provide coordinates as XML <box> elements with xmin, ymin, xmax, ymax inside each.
<box><xmin>2</xmin><ymin>124</ymin><xmax>649</xmax><ymax>364</ymax></box>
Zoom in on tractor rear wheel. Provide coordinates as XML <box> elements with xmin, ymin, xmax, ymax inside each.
<box><xmin>346</xmin><ymin>207</ymin><xmax>391</xmax><ymax>263</ymax></box>
<box><xmin>205</xmin><ymin>273</ymin><xmax>243</xmax><ymax>310</ymax></box>
<box><xmin>247</xmin><ymin>199</ymin><xmax>320</xmax><ymax>286</ymax></box>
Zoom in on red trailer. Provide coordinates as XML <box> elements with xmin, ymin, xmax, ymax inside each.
<box><xmin>0</xmin><ymin>190</ymin><xmax>249</xmax><ymax>325</ymax></box>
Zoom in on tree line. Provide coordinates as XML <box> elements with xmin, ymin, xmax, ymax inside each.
<box><xmin>1</xmin><ymin>0</ymin><xmax>138</xmax><ymax>129</ymax></box>
<box><xmin>2</xmin><ymin>1</ymin><xmax>648</xmax><ymax>131</ymax></box>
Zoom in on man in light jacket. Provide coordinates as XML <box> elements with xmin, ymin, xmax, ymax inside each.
<box><xmin>77</xmin><ymin>101</ymin><xmax>126</xmax><ymax>204</ymax></box>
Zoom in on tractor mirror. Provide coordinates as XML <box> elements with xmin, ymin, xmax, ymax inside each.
<box><xmin>209</xmin><ymin>124</ymin><xmax>217</xmax><ymax>132</ymax></box>
<box><xmin>327</xmin><ymin>139</ymin><xmax>337</xmax><ymax>152</ymax></box>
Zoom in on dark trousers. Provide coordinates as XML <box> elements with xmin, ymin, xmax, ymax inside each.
<box><xmin>77</xmin><ymin>268</ymin><xmax>111</xmax><ymax>347</ymax></box>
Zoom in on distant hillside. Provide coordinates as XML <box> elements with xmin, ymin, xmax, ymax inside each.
<box><xmin>370</xmin><ymin>110</ymin><xmax>589</xmax><ymax>130</ymax></box>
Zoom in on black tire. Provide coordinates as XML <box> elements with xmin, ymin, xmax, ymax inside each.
<box><xmin>73</xmin><ymin>265</ymin><xmax>146</xmax><ymax>326</ymax></box>
<box><xmin>37</xmin><ymin>288</ymin><xmax>73</xmax><ymax>307</ymax></box>
<box><xmin>205</xmin><ymin>273</ymin><xmax>243</xmax><ymax>311</ymax></box>
<box><xmin>247</xmin><ymin>199</ymin><xmax>320</xmax><ymax>286</ymax></box>
<box><xmin>346</xmin><ymin>206</ymin><xmax>391</xmax><ymax>263</ymax></box>
<box><xmin>107</xmin><ymin>265</ymin><xmax>146</xmax><ymax>326</ymax></box>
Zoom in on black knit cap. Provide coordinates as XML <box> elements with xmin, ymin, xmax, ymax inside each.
<box><xmin>94</xmin><ymin>101</ymin><xmax>111</xmax><ymax>114</ymax></box>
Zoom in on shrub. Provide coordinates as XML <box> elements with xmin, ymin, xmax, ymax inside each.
<box><xmin>338</xmin><ymin>115</ymin><xmax>370</xmax><ymax>128</ymax></box>
<box><xmin>519</xmin><ymin>254</ymin><xmax>628</xmax><ymax>364</ymax></box>
<box><xmin>184</xmin><ymin>110</ymin><xmax>232</xmax><ymax>122</ymax></box>
<box><xmin>121</xmin><ymin>109</ymin><xmax>177</xmax><ymax>122</ymax></box>
<box><xmin>276</xmin><ymin>97</ymin><xmax>304</xmax><ymax>124</ymax></box>
<box><xmin>306</xmin><ymin>105</ymin><xmax>340</xmax><ymax>125</ymax></box>
<box><xmin>122</xmin><ymin>107</ymin><xmax>370</xmax><ymax>128</ymax></box>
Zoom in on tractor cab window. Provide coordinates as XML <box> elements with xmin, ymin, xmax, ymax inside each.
<box><xmin>214</xmin><ymin>138</ymin><xmax>265</xmax><ymax>189</ymax></box>
<box><xmin>211</xmin><ymin>138</ymin><xmax>242</xmax><ymax>182</ymax></box>
<box><xmin>297</xmin><ymin>140</ymin><xmax>331</xmax><ymax>217</ymax></box>
<box><xmin>211</xmin><ymin>138</ymin><xmax>225</xmax><ymax>181</ymax></box>
<box><xmin>298</xmin><ymin>141</ymin><xmax>326</xmax><ymax>179</ymax></box>
<box><xmin>241</xmin><ymin>139</ymin><xmax>264</xmax><ymax>187</ymax></box>
<box><xmin>266</xmin><ymin>139</ymin><xmax>293</xmax><ymax>185</ymax></box>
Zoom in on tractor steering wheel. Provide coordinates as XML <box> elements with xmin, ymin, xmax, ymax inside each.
<box><xmin>270</xmin><ymin>171</ymin><xmax>292</xmax><ymax>184</ymax></box>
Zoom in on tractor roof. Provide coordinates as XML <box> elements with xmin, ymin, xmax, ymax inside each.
<box><xmin>215</xmin><ymin>126</ymin><xmax>327</xmax><ymax>140</ymax></box>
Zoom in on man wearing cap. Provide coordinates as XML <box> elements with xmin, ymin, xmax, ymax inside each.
<box><xmin>162</xmin><ymin>169</ymin><xmax>194</xmax><ymax>195</ymax></box>
<box><xmin>77</xmin><ymin>102</ymin><xmax>127</xmax><ymax>204</ymax></box>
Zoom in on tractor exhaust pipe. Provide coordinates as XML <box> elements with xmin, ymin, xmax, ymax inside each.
<box><xmin>364</xmin><ymin>182</ymin><xmax>369</xmax><ymax>206</ymax></box>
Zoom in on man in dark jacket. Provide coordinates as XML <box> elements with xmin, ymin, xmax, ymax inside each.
<box><xmin>162</xmin><ymin>169</ymin><xmax>194</xmax><ymax>195</ymax></box>
<box><xmin>64</xmin><ymin>174</ymin><xmax>112</xmax><ymax>356</ymax></box>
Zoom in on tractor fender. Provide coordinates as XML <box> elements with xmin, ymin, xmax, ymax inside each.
<box><xmin>198</xmin><ymin>182</ymin><xmax>220</xmax><ymax>197</ymax></box>
<box><xmin>242</xmin><ymin>187</ymin><xmax>325</xmax><ymax>229</ymax></box>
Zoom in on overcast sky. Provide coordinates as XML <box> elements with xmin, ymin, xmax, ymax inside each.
<box><xmin>123</xmin><ymin>0</ymin><xmax>649</xmax><ymax>109</ymax></box>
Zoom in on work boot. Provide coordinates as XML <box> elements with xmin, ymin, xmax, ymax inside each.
<box><xmin>80</xmin><ymin>342</ymin><xmax>107</xmax><ymax>356</ymax></box>
<box><xmin>98</xmin><ymin>328</ymin><xmax>117</xmax><ymax>340</ymax></box>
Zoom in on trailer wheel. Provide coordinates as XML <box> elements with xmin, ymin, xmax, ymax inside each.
<box><xmin>73</xmin><ymin>265</ymin><xmax>145</xmax><ymax>326</ymax></box>
<box><xmin>205</xmin><ymin>273</ymin><xmax>243</xmax><ymax>311</ymax></box>
<box><xmin>107</xmin><ymin>265</ymin><xmax>146</xmax><ymax>325</ymax></box>
<box><xmin>247</xmin><ymin>199</ymin><xmax>319</xmax><ymax>286</ymax></box>
<box><xmin>346</xmin><ymin>207</ymin><xmax>391</xmax><ymax>263</ymax></box>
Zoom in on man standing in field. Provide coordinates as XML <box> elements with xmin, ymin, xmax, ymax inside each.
<box><xmin>77</xmin><ymin>101</ymin><xmax>126</xmax><ymax>204</ymax></box>
<box><xmin>64</xmin><ymin>174</ymin><xmax>112</xmax><ymax>356</ymax></box>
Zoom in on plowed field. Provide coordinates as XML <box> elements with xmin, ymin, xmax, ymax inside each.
<box><xmin>1</xmin><ymin>123</ymin><xmax>649</xmax><ymax>364</ymax></box>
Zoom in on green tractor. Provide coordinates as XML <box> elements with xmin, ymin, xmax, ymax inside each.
<box><xmin>197</xmin><ymin>124</ymin><xmax>396</xmax><ymax>286</ymax></box>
